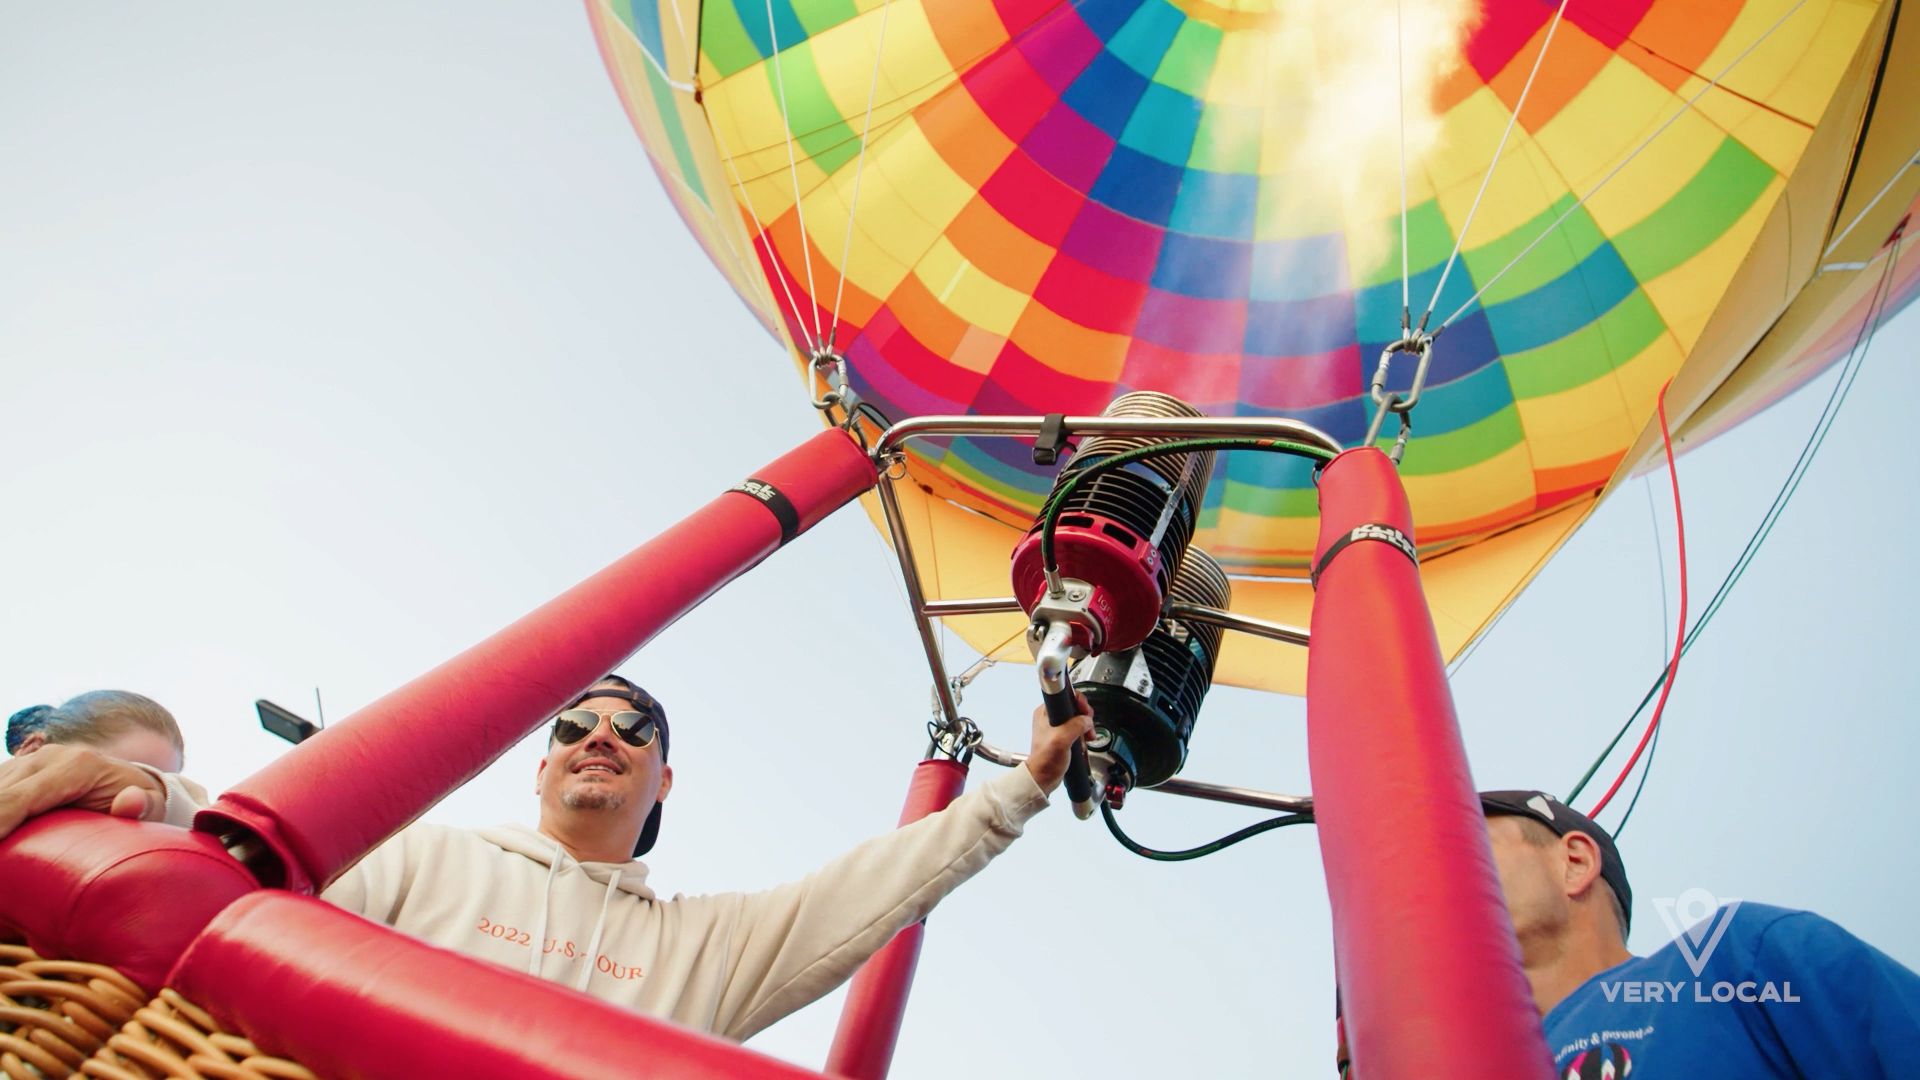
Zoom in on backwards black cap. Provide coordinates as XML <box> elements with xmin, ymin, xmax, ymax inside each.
<box><xmin>1480</xmin><ymin>789</ymin><xmax>1631</xmax><ymax>930</ymax></box>
<box><xmin>563</xmin><ymin>679</ymin><xmax>669</xmax><ymax>859</ymax></box>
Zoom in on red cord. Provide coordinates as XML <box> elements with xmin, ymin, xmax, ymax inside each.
<box><xmin>1587</xmin><ymin>380</ymin><xmax>1690</xmax><ymax>819</ymax></box>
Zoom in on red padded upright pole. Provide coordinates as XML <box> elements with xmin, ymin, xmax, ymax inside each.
<box><xmin>168</xmin><ymin>891</ymin><xmax>826</xmax><ymax>1080</ymax></box>
<box><xmin>1306</xmin><ymin>448</ymin><xmax>1548</xmax><ymax>1079</ymax></box>
<box><xmin>196</xmin><ymin>429</ymin><xmax>876</xmax><ymax>893</ymax></box>
<box><xmin>824</xmin><ymin>758</ymin><xmax>968</xmax><ymax>1079</ymax></box>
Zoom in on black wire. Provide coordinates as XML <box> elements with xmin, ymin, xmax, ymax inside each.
<box><xmin>1612</xmin><ymin>706</ymin><xmax>1663</xmax><ymax>839</ymax></box>
<box><xmin>1613</xmin><ymin>483</ymin><xmax>1673</xmax><ymax>841</ymax></box>
<box><xmin>1101</xmin><ymin>801</ymin><xmax>1313</xmax><ymax>861</ymax></box>
<box><xmin>1565</xmin><ymin>235</ymin><xmax>1903</xmax><ymax>805</ymax></box>
<box><xmin>853</xmin><ymin>400</ymin><xmax>895</xmax><ymax>431</ymax></box>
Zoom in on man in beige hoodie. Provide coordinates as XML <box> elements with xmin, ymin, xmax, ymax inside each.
<box><xmin>0</xmin><ymin>676</ymin><xmax>1089</xmax><ymax>1042</ymax></box>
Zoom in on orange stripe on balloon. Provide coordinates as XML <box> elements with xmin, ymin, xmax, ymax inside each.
<box><xmin>1487</xmin><ymin>21</ymin><xmax>1612</xmax><ymax>131</ymax></box>
<box><xmin>946</xmin><ymin>196</ymin><xmax>1056</xmax><ymax>294</ymax></box>
<box><xmin>1433</xmin><ymin>63</ymin><xmax>1485</xmax><ymax>114</ymax></box>
<box><xmin>917</xmin><ymin>86</ymin><xmax>1016</xmax><ymax>191</ymax></box>
<box><xmin>1010</xmin><ymin>299</ymin><xmax>1128</xmax><ymax>383</ymax></box>
<box><xmin>927</xmin><ymin>3</ymin><xmax>1013</xmax><ymax>73</ymax></box>
<box><xmin>1620</xmin><ymin>0</ymin><xmax>1744</xmax><ymax>94</ymax></box>
<box><xmin>886</xmin><ymin>272</ymin><xmax>972</xmax><ymax>358</ymax></box>
<box><xmin>1534</xmin><ymin>451</ymin><xmax>1625</xmax><ymax>505</ymax></box>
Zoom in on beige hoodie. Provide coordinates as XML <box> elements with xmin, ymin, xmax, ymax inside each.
<box><xmin>153</xmin><ymin>766</ymin><xmax>1047</xmax><ymax>1041</ymax></box>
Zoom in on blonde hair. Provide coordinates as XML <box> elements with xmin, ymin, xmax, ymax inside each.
<box><xmin>6</xmin><ymin>691</ymin><xmax>185</xmax><ymax>763</ymax></box>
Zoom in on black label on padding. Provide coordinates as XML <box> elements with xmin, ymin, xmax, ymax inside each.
<box><xmin>731</xmin><ymin>477</ymin><xmax>800</xmax><ymax>545</ymax></box>
<box><xmin>1311</xmin><ymin>523</ymin><xmax>1418</xmax><ymax>589</ymax></box>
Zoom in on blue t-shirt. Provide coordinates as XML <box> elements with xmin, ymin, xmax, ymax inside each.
<box><xmin>1545</xmin><ymin>903</ymin><xmax>1920</xmax><ymax>1079</ymax></box>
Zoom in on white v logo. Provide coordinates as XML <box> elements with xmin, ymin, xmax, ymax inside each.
<box><xmin>1652</xmin><ymin>895</ymin><xmax>1742</xmax><ymax>977</ymax></box>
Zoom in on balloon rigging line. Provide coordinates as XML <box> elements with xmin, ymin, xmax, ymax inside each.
<box><xmin>1418</xmin><ymin>0</ymin><xmax>1570</xmax><ymax>331</ymax></box>
<box><xmin>1436</xmin><ymin>0</ymin><xmax>1812</xmax><ymax>334</ymax></box>
<box><xmin>1613</xmin><ymin>232</ymin><xmax>1907</xmax><ymax>830</ymax></box>
<box><xmin>659</xmin><ymin>0</ymin><xmax>692</xmax><ymax>75</ymax></box>
<box><xmin>1566</xmin><ymin>229</ymin><xmax>1903</xmax><ymax>807</ymax></box>
<box><xmin>1822</xmin><ymin>149</ymin><xmax>1920</xmax><ymax>257</ymax></box>
<box><xmin>647</xmin><ymin>0</ymin><xmax>773</xmax><ymax>322</ymax></box>
<box><xmin>1444</xmin><ymin>599</ymin><xmax>1510</xmax><ymax>677</ymax></box>
<box><xmin>1645</xmin><ymin>473</ymin><xmax>1671</xmax><ymax>659</ymax></box>
<box><xmin>1611</xmin><ymin>696</ymin><xmax>1663</xmax><ymax>839</ymax></box>
<box><xmin>1609</xmin><ymin>476</ymin><xmax>1674</xmax><ymax>841</ymax></box>
<box><xmin>709</xmin><ymin>117</ymin><xmax>822</xmax><ymax>356</ymax></box>
<box><xmin>626</xmin><ymin>33</ymin><xmax>696</xmax><ymax>93</ymax></box>
<box><xmin>827</xmin><ymin>0</ymin><xmax>897</xmax><ymax>352</ymax></box>
<box><xmin>922</xmin><ymin>463</ymin><xmax>951</xmax><ymax>666</ymax></box>
<box><xmin>1396</xmin><ymin>0</ymin><xmax>1411</xmax><ymax>330</ymax></box>
<box><xmin>1584</xmin><ymin>380</ymin><xmax>1689</xmax><ymax>820</ymax></box>
<box><xmin>612</xmin><ymin>3</ymin><xmax>764</xmax><ymax>314</ymax></box>
<box><xmin>765</xmin><ymin>0</ymin><xmax>827</xmax><ymax>349</ymax></box>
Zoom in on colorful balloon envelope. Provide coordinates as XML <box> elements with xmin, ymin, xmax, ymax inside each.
<box><xmin>587</xmin><ymin>0</ymin><xmax>1919</xmax><ymax>692</ymax></box>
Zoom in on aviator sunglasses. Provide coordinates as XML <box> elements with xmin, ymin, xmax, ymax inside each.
<box><xmin>551</xmin><ymin>707</ymin><xmax>660</xmax><ymax>750</ymax></box>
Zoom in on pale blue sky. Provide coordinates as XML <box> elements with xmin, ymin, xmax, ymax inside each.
<box><xmin>3</xmin><ymin>6</ymin><xmax>1915</xmax><ymax>1077</ymax></box>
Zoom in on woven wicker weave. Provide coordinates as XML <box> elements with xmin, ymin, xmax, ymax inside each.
<box><xmin>0</xmin><ymin>945</ymin><xmax>315</xmax><ymax>1080</ymax></box>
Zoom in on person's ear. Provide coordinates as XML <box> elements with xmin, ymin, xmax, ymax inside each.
<box><xmin>534</xmin><ymin>754</ymin><xmax>549</xmax><ymax>796</ymax></box>
<box><xmin>1562</xmin><ymin>831</ymin><xmax>1605</xmax><ymax>901</ymax></box>
<box><xmin>15</xmin><ymin>731</ymin><xmax>47</xmax><ymax>755</ymax></box>
<box><xmin>656</xmin><ymin>764</ymin><xmax>673</xmax><ymax>804</ymax></box>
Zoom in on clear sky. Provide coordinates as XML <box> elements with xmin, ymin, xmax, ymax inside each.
<box><xmin>3</xmin><ymin>5</ymin><xmax>1915</xmax><ymax>1077</ymax></box>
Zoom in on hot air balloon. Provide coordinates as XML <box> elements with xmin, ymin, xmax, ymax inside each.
<box><xmin>2</xmin><ymin>5</ymin><xmax>1915</xmax><ymax>1079</ymax></box>
<box><xmin>585</xmin><ymin>0</ymin><xmax>1919</xmax><ymax>693</ymax></box>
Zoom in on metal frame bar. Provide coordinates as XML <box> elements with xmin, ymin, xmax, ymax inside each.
<box><xmin>871</xmin><ymin>412</ymin><xmax>1335</xmax><ymax>810</ymax></box>
<box><xmin>875</xmin><ymin>414</ymin><xmax>1345</xmax><ymax>458</ymax></box>
<box><xmin>971</xmin><ymin>741</ymin><xmax>1311</xmax><ymax>814</ymax></box>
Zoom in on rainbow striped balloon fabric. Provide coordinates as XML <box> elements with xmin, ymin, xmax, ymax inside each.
<box><xmin>589</xmin><ymin>0</ymin><xmax>1915</xmax><ymax>689</ymax></box>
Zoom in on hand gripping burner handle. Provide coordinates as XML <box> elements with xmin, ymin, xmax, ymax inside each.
<box><xmin>1034</xmin><ymin>620</ymin><xmax>1097</xmax><ymax>819</ymax></box>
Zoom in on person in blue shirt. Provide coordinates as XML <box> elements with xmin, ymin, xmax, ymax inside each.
<box><xmin>1337</xmin><ymin>790</ymin><xmax>1920</xmax><ymax>1078</ymax></box>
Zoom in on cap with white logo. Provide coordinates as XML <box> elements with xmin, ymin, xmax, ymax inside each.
<box><xmin>1480</xmin><ymin>789</ymin><xmax>1632</xmax><ymax>930</ymax></box>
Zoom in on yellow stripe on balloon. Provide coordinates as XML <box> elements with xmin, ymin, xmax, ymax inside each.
<box><xmin>1513</xmin><ymin>376</ymin><xmax>1639</xmax><ymax>472</ymax></box>
<box><xmin>1402</xmin><ymin>442</ymin><xmax>1536</xmax><ymax>532</ymax></box>
<box><xmin>1639</xmin><ymin>177</ymin><xmax>1783</xmax><ymax>349</ymax></box>
<box><xmin>1580</xmin><ymin>110</ymin><xmax>1736</xmax><ymax>236</ymax></box>
<box><xmin>1423</xmin><ymin>84</ymin><xmax>1527</xmax><ymax>195</ymax></box>
<box><xmin>912</xmin><ymin>237</ymin><xmax>1031</xmax><ymax>338</ymax></box>
<box><xmin>1431</xmin><ymin>119</ymin><xmax>1563</xmax><ymax>249</ymax></box>
<box><xmin>1534</xmin><ymin>56</ymin><xmax>1684</xmax><ymax>199</ymax></box>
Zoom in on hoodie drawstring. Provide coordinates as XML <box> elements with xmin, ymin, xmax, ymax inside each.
<box><xmin>529</xmin><ymin>842</ymin><xmax>562</xmax><ymax>979</ymax></box>
<box><xmin>576</xmin><ymin>871</ymin><xmax>620</xmax><ymax>992</ymax></box>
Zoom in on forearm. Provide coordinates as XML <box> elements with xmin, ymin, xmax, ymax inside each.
<box><xmin>720</xmin><ymin>765</ymin><xmax>1048</xmax><ymax>1038</ymax></box>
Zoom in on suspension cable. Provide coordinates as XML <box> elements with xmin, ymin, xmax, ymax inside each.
<box><xmin>1417</xmin><ymin>0</ymin><xmax>1570</xmax><ymax>331</ymax></box>
<box><xmin>1396</xmin><ymin>0</ymin><xmax>1410</xmax><ymax>331</ymax></box>
<box><xmin>708</xmin><ymin>119</ymin><xmax>822</xmax><ymax>356</ymax></box>
<box><xmin>826</xmin><ymin>0</ymin><xmax>896</xmax><ymax>351</ymax></box>
<box><xmin>764</xmin><ymin>0</ymin><xmax>826</xmax><ymax>348</ymax></box>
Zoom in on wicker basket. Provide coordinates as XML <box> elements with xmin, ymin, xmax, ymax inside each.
<box><xmin>0</xmin><ymin>944</ymin><xmax>315</xmax><ymax>1080</ymax></box>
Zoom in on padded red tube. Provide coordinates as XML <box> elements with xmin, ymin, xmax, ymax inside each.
<box><xmin>167</xmin><ymin>891</ymin><xmax>825</xmax><ymax>1080</ymax></box>
<box><xmin>0</xmin><ymin>811</ymin><xmax>257</xmax><ymax>992</ymax></box>
<box><xmin>195</xmin><ymin>429</ymin><xmax>876</xmax><ymax>893</ymax></box>
<box><xmin>823</xmin><ymin>758</ymin><xmax>969</xmax><ymax>1079</ymax></box>
<box><xmin>1306</xmin><ymin>449</ymin><xmax>1548</xmax><ymax>1079</ymax></box>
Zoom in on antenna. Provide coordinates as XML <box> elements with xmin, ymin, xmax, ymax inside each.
<box><xmin>314</xmin><ymin>687</ymin><xmax>326</xmax><ymax>729</ymax></box>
